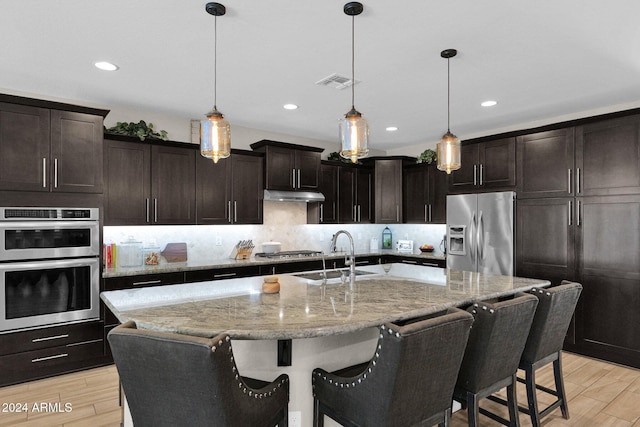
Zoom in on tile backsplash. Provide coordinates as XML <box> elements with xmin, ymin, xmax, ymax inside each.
<box><xmin>103</xmin><ymin>202</ymin><xmax>446</xmax><ymax>265</ymax></box>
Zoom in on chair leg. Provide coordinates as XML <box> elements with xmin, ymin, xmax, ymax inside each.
<box><xmin>524</xmin><ymin>366</ymin><xmax>541</xmax><ymax>427</ymax></box>
<box><xmin>313</xmin><ymin>398</ymin><xmax>323</xmax><ymax>427</ymax></box>
<box><xmin>553</xmin><ymin>354</ymin><xmax>569</xmax><ymax>419</ymax></box>
<box><xmin>506</xmin><ymin>374</ymin><xmax>521</xmax><ymax>427</ymax></box>
<box><xmin>467</xmin><ymin>392</ymin><xmax>480</xmax><ymax>427</ymax></box>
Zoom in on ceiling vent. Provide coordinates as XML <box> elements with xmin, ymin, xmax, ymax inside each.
<box><xmin>315</xmin><ymin>73</ymin><xmax>360</xmax><ymax>90</ymax></box>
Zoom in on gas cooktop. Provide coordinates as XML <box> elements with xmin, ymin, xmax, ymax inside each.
<box><xmin>254</xmin><ymin>250</ymin><xmax>322</xmax><ymax>259</ymax></box>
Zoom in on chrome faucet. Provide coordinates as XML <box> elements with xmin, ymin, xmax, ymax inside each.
<box><xmin>330</xmin><ymin>230</ymin><xmax>356</xmax><ymax>287</ymax></box>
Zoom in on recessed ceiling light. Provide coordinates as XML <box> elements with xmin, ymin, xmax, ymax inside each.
<box><xmin>481</xmin><ymin>100</ymin><xmax>497</xmax><ymax>107</ymax></box>
<box><xmin>94</xmin><ymin>61</ymin><xmax>119</xmax><ymax>71</ymax></box>
<box><xmin>386</xmin><ymin>126</ymin><xmax>398</xmax><ymax>132</ymax></box>
<box><xmin>283</xmin><ymin>104</ymin><xmax>298</xmax><ymax>110</ymax></box>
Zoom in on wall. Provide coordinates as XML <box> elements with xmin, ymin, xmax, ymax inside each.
<box><xmin>103</xmin><ymin>202</ymin><xmax>446</xmax><ymax>265</ymax></box>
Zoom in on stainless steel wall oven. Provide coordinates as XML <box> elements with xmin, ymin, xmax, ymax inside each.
<box><xmin>0</xmin><ymin>207</ymin><xmax>100</xmax><ymax>332</ymax></box>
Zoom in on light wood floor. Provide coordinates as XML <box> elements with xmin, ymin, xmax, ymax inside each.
<box><xmin>0</xmin><ymin>352</ymin><xmax>638</xmax><ymax>427</ymax></box>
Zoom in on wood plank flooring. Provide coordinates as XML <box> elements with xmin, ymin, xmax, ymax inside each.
<box><xmin>0</xmin><ymin>352</ymin><xmax>637</xmax><ymax>427</ymax></box>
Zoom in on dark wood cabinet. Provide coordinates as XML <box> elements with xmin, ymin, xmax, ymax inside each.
<box><xmin>403</xmin><ymin>163</ymin><xmax>447</xmax><ymax>224</ymax></box>
<box><xmin>196</xmin><ymin>151</ymin><xmax>263</xmax><ymax>224</ymax></box>
<box><xmin>338</xmin><ymin>165</ymin><xmax>372</xmax><ymax>223</ymax></box>
<box><xmin>517</xmin><ymin>128</ymin><xmax>575</xmax><ymax>198</ymax></box>
<box><xmin>250</xmin><ymin>140</ymin><xmax>323</xmax><ymax>191</ymax></box>
<box><xmin>575</xmin><ymin>115</ymin><xmax>640</xmax><ymax>196</ymax></box>
<box><xmin>449</xmin><ymin>137</ymin><xmax>516</xmax><ymax>193</ymax></box>
<box><xmin>516</xmin><ymin>198</ymin><xmax>576</xmax><ymax>285</ymax></box>
<box><xmin>373</xmin><ymin>159</ymin><xmax>406</xmax><ymax>223</ymax></box>
<box><xmin>104</xmin><ymin>138</ymin><xmax>196</xmax><ymax>225</ymax></box>
<box><xmin>0</xmin><ymin>101</ymin><xmax>105</xmax><ymax>193</ymax></box>
<box><xmin>308</xmin><ymin>162</ymin><xmax>339</xmax><ymax>224</ymax></box>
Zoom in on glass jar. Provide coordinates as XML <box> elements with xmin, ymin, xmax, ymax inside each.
<box><xmin>143</xmin><ymin>244</ymin><xmax>161</xmax><ymax>265</ymax></box>
<box><xmin>118</xmin><ymin>236</ymin><xmax>143</xmax><ymax>267</ymax></box>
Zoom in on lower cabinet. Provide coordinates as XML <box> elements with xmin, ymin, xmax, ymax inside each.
<box><xmin>0</xmin><ymin>321</ymin><xmax>105</xmax><ymax>387</ymax></box>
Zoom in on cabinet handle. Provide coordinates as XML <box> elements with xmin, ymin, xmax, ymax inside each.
<box><xmin>42</xmin><ymin>158</ymin><xmax>47</xmax><ymax>188</ymax></box>
<box><xmin>577</xmin><ymin>168</ymin><xmax>581</xmax><ymax>194</ymax></box>
<box><xmin>228</xmin><ymin>201</ymin><xmax>232</xmax><ymax>223</ymax></box>
<box><xmin>272</xmin><ymin>266</ymin><xmax>276</xmax><ymax>275</ymax></box>
<box><xmin>54</xmin><ymin>158</ymin><xmax>58</xmax><ymax>188</ymax></box>
<box><xmin>358</xmin><ymin>205</ymin><xmax>361</xmax><ymax>222</ymax></box>
<box><xmin>132</xmin><ymin>279</ymin><xmax>162</xmax><ymax>287</ymax></box>
<box><xmin>146</xmin><ymin>198</ymin><xmax>150</xmax><ymax>223</ymax></box>
<box><xmin>297</xmin><ymin>169</ymin><xmax>301</xmax><ymax>189</ymax></box>
<box><xmin>214</xmin><ymin>272</ymin><xmax>237</xmax><ymax>278</ymax></box>
<box><xmin>319</xmin><ymin>204</ymin><xmax>324</xmax><ymax>222</ymax></box>
<box><xmin>424</xmin><ymin>204</ymin><xmax>428</xmax><ymax>223</ymax></box>
<box><xmin>473</xmin><ymin>165</ymin><xmax>477</xmax><ymax>186</ymax></box>
<box><xmin>568</xmin><ymin>169</ymin><xmax>572</xmax><ymax>194</ymax></box>
<box><xmin>32</xmin><ymin>353</ymin><xmax>68</xmax><ymax>363</ymax></box>
<box><xmin>32</xmin><ymin>334</ymin><xmax>69</xmax><ymax>343</ymax></box>
<box><xmin>234</xmin><ymin>201</ymin><xmax>238</xmax><ymax>223</ymax></box>
<box><xmin>479</xmin><ymin>164</ymin><xmax>483</xmax><ymax>186</ymax></box>
<box><xmin>428</xmin><ymin>204</ymin><xmax>432</xmax><ymax>222</ymax></box>
<box><xmin>353</xmin><ymin>205</ymin><xmax>357</xmax><ymax>222</ymax></box>
<box><xmin>355</xmin><ymin>260</ymin><xmax>369</xmax><ymax>265</ymax></box>
<box><xmin>292</xmin><ymin>169</ymin><xmax>296</xmax><ymax>189</ymax></box>
<box><xmin>422</xmin><ymin>262</ymin><xmax>440</xmax><ymax>267</ymax></box>
<box><xmin>577</xmin><ymin>199</ymin><xmax>581</xmax><ymax>227</ymax></box>
<box><xmin>154</xmin><ymin>198</ymin><xmax>158</xmax><ymax>223</ymax></box>
<box><xmin>396</xmin><ymin>205</ymin><xmax>400</xmax><ymax>222</ymax></box>
<box><xmin>569</xmin><ymin>200</ymin><xmax>573</xmax><ymax>226</ymax></box>
<box><xmin>401</xmin><ymin>260</ymin><xmax>418</xmax><ymax>264</ymax></box>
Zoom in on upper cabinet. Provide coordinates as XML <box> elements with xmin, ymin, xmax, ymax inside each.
<box><xmin>517</xmin><ymin>128</ymin><xmax>575</xmax><ymax>198</ymax></box>
<box><xmin>449</xmin><ymin>137</ymin><xmax>516</xmax><ymax>193</ymax></box>
<box><xmin>250</xmin><ymin>140</ymin><xmax>323</xmax><ymax>191</ymax></box>
<box><xmin>403</xmin><ymin>162</ymin><xmax>447</xmax><ymax>224</ymax></box>
<box><xmin>196</xmin><ymin>151</ymin><xmax>263</xmax><ymax>225</ymax></box>
<box><xmin>339</xmin><ymin>164</ymin><xmax>373</xmax><ymax>224</ymax></box>
<box><xmin>104</xmin><ymin>138</ymin><xmax>196</xmax><ymax>225</ymax></box>
<box><xmin>309</xmin><ymin>162</ymin><xmax>340</xmax><ymax>224</ymax></box>
<box><xmin>367</xmin><ymin>157</ymin><xmax>413</xmax><ymax>223</ymax></box>
<box><xmin>0</xmin><ymin>96</ymin><xmax>107</xmax><ymax>194</ymax></box>
<box><xmin>575</xmin><ymin>114</ymin><xmax>640</xmax><ymax>196</ymax></box>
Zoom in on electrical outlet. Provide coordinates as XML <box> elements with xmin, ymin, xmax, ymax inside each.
<box><xmin>288</xmin><ymin>411</ymin><xmax>301</xmax><ymax>427</ymax></box>
<box><xmin>215</xmin><ymin>236</ymin><xmax>222</xmax><ymax>246</ymax></box>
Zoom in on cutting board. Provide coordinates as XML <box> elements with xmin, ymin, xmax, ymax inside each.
<box><xmin>160</xmin><ymin>242</ymin><xmax>187</xmax><ymax>262</ymax></box>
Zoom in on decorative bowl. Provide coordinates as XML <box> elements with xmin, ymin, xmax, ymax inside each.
<box><xmin>419</xmin><ymin>247</ymin><xmax>435</xmax><ymax>253</ymax></box>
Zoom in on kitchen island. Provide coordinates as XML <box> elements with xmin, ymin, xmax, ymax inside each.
<box><xmin>102</xmin><ymin>263</ymin><xmax>549</xmax><ymax>427</ymax></box>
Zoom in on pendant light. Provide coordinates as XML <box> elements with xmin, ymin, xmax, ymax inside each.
<box><xmin>200</xmin><ymin>2</ymin><xmax>231</xmax><ymax>164</ymax></box>
<box><xmin>339</xmin><ymin>2</ymin><xmax>369</xmax><ymax>164</ymax></box>
<box><xmin>436</xmin><ymin>49</ymin><xmax>461</xmax><ymax>174</ymax></box>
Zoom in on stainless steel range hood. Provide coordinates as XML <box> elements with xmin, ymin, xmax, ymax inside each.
<box><xmin>263</xmin><ymin>190</ymin><xmax>325</xmax><ymax>203</ymax></box>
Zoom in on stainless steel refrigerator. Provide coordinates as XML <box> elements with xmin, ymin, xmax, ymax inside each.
<box><xmin>446</xmin><ymin>191</ymin><xmax>515</xmax><ymax>275</ymax></box>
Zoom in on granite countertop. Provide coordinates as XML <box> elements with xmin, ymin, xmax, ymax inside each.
<box><xmin>101</xmin><ymin>263</ymin><xmax>549</xmax><ymax>340</ymax></box>
<box><xmin>102</xmin><ymin>250</ymin><xmax>446</xmax><ymax>278</ymax></box>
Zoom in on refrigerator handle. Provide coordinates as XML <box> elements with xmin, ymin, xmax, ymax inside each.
<box><xmin>478</xmin><ymin>210</ymin><xmax>484</xmax><ymax>261</ymax></box>
<box><xmin>469</xmin><ymin>211</ymin><xmax>476</xmax><ymax>262</ymax></box>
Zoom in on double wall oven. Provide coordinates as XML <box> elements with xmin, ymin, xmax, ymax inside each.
<box><xmin>0</xmin><ymin>207</ymin><xmax>100</xmax><ymax>333</ymax></box>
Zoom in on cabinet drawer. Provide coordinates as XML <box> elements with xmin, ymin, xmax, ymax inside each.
<box><xmin>0</xmin><ymin>339</ymin><xmax>104</xmax><ymax>387</ymax></box>
<box><xmin>184</xmin><ymin>266</ymin><xmax>261</xmax><ymax>282</ymax></box>
<box><xmin>103</xmin><ymin>272</ymin><xmax>184</xmax><ymax>290</ymax></box>
<box><xmin>0</xmin><ymin>321</ymin><xmax>103</xmax><ymax>356</ymax></box>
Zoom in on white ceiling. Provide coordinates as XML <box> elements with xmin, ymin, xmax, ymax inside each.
<box><xmin>3</xmin><ymin>1</ymin><xmax>640</xmax><ymax>151</ymax></box>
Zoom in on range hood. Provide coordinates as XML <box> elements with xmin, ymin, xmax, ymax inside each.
<box><xmin>263</xmin><ymin>190</ymin><xmax>325</xmax><ymax>203</ymax></box>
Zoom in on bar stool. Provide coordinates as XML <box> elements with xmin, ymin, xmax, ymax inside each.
<box><xmin>454</xmin><ymin>294</ymin><xmax>539</xmax><ymax>427</ymax></box>
<box><xmin>516</xmin><ymin>281</ymin><xmax>582</xmax><ymax>426</ymax></box>
<box><xmin>108</xmin><ymin>321</ymin><xmax>289</xmax><ymax>427</ymax></box>
<box><xmin>312</xmin><ymin>308</ymin><xmax>474</xmax><ymax>427</ymax></box>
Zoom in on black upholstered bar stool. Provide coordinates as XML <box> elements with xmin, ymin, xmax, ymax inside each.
<box><xmin>108</xmin><ymin>321</ymin><xmax>289</xmax><ymax>427</ymax></box>
<box><xmin>515</xmin><ymin>281</ymin><xmax>582</xmax><ymax>426</ymax></box>
<box><xmin>312</xmin><ymin>308</ymin><xmax>474</xmax><ymax>427</ymax></box>
<box><xmin>454</xmin><ymin>294</ymin><xmax>539</xmax><ymax>427</ymax></box>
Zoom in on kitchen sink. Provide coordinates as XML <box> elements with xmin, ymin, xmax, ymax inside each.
<box><xmin>293</xmin><ymin>269</ymin><xmax>375</xmax><ymax>281</ymax></box>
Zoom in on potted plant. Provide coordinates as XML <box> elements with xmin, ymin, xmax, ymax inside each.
<box><xmin>104</xmin><ymin>120</ymin><xmax>168</xmax><ymax>141</ymax></box>
<box><xmin>416</xmin><ymin>148</ymin><xmax>437</xmax><ymax>164</ymax></box>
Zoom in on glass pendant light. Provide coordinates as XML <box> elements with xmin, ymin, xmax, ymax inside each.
<box><xmin>200</xmin><ymin>2</ymin><xmax>230</xmax><ymax>164</ymax></box>
<box><xmin>436</xmin><ymin>49</ymin><xmax>461</xmax><ymax>174</ymax></box>
<box><xmin>339</xmin><ymin>2</ymin><xmax>369</xmax><ymax>164</ymax></box>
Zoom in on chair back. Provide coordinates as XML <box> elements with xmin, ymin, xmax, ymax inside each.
<box><xmin>456</xmin><ymin>294</ymin><xmax>539</xmax><ymax>393</ymax></box>
<box><xmin>520</xmin><ymin>281</ymin><xmax>582</xmax><ymax>365</ymax></box>
<box><xmin>328</xmin><ymin>308</ymin><xmax>474</xmax><ymax>426</ymax></box>
<box><xmin>108</xmin><ymin>321</ymin><xmax>288</xmax><ymax>427</ymax></box>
